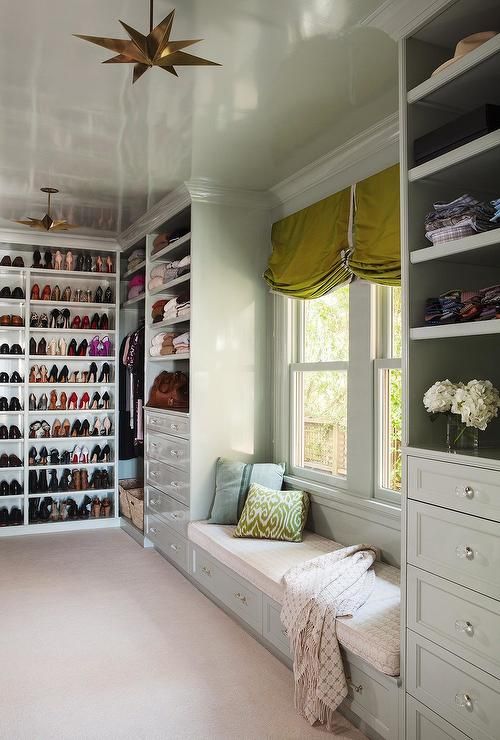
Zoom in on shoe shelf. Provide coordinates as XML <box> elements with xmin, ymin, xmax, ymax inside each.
<box><xmin>29</xmin><ymin>355</ymin><xmax>115</xmax><ymax>361</ymax></box>
<box><xmin>30</xmin><ymin>268</ymin><xmax>116</xmax><ymax>279</ymax></box>
<box><xmin>0</xmin><ymin>266</ymin><xmax>27</xmax><ymax>274</ymax></box>
<box><xmin>1</xmin><ymin>355</ymin><xmax>25</xmax><ymax>360</ymax></box>
<box><xmin>0</xmin><ymin>467</ymin><xmax>24</xmax><ymax>472</ymax></box>
<box><xmin>149</xmin><ymin>353</ymin><xmax>190</xmax><ymax>362</ymax></box>
<box><xmin>28</xmin><ymin>382</ymin><xmax>112</xmax><ymax>388</ymax></box>
<box><xmin>28</xmin><ymin>489</ymin><xmax>114</xmax><ymax>499</ymax></box>
<box><xmin>149</xmin><ymin>273</ymin><xmax>190</xmax><ymax>296</ymax></box>
<box><xmin>150</xmin><ymin>232</ymin><xmax>191</xmax><ymax>262</ymax></box>
<box><xmin>0</xmin><ymin>326</ymin><xmax>25</xmax><ymax>332</ymax></box>
<box><xmin>0</xmin><ymin>382</ymin><xmax>23</xmax><ymax>387</ymax></box>
<box><xmin>29</xmin><ymin>435</ymin><xmax>115</xmax><ymax>443</ymax></box>
<box><xmin>121</xmin><ymin>293</ymin><xmax>145</xmax><ymax>308</ymax></box>
<box><xmin>28</xmin><ymin>409</ymin><xmax>114</xmax><ymax>415</ymax></box>
<box><xmin>28</xmin><ymin>462</ymin><xmax>115</xmax><ymax>470</ymax></box>
<box><xmin>0</xmin><ymin>411</ymin><xmax>24</xmax><ymax>415</ymax></box>
<box><xmin>0</xmin><ymin>493</ymin><xmax>24</xmax><ymax>499</ymax></box>
<box><xmin>29</xmin><ymin>328</ymin><xmax>116</xmax><ymax>335</ymax></box>
<box><xmin>122</xmin><ymin>260</ymin><xmax>146</xmax><ymax>279</ymax></box>
<box><xmin>0</xmin><ymin>439</ymin><xmax>23</xmax><ymax>444</ymax></box>
<box><xmin>150</xmin><ymin>315</ymin><xmax>190</xmax><ymax>330</ymax></box>
<box><xmin>0</xmin><ymin>299</ymin><xmax>26</xmax><ymax>306</ymax></box>
<box><xmin>30</xmin><ymin>300</ymin><xmax>116</xmax><ymax>310</ymax></box>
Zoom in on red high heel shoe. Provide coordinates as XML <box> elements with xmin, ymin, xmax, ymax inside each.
<box><xmin>41</xmin><ymin>285</ymin><xmax>51</xmax><ymax>301</ymax></box>
<box><xmin>31</xmin><ymin>284</ymin><xmax>40</xmax><ymax>300</ymax></box>
<box><xmin>99</xmin><ymin>313</ymin><xmax>109</xmax><ymax>330</ymax></box>
<box><xmin>82</xmin><ymin>315</ymin><xmax>90</xmax><ymax>330</ymax></box>
<box><xmin>79</xmin><ymin>392</ymin><xmax>90</xmax><ymax>410</ymax></box>
<box><xmin>71</xmin><ymin>316</ymin><xmax>81</xmax><ymax>329</ymax></box>
<box><xmin>68</xmin><ymin>392</ymin><xmax>78</xmax><ymax>410</ymax></box>
<box><xmin>106</xmin><ymin>256</ymin><xmax>113</xmax><ymax>273</ymax></box>
<box><xmin>95</xmin><ymin>256</ymin><xmax>103</xmax><ymax>273</ymax></box>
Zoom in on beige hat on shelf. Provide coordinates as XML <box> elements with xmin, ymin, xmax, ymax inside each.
<box><xmin>431</xmin><ymin>31</ymin><xmax>498</xmax><ymax>76</ymax></box>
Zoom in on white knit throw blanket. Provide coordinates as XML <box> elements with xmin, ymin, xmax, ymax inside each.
<box><xmin>281</xmin><ymin>544</ymin><xmax>377</xmax><ymax>730</ymax></box>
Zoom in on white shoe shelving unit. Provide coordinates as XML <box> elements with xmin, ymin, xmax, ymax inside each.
<box><xmin>0</xmin><ymin>230</ymin><xmax>121</xmax><ymax>536</ymax></box>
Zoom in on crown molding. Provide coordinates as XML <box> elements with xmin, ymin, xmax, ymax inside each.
<box><xmin>118</xmin><ymin>185</ymin><xmax>191</xmax><ymax>252</ymax></box>
<box><xmin>271</xmin><ymin>112</ymin><xmax>399</xmax><ymax>217</ymax></box>
<box><xmin>186</xmin><ymin>178</ymin><xmax>275</xmax><ymax>209</ymax></box>
<box><xmin>0</xmin><ymin>227</ymin><xmax>119</xmax><ymax>251</ymax></box>
<box><xmin>360</xmin><ymin>0</ymin><xmax>451</xmax><ymax>40</ymax></box>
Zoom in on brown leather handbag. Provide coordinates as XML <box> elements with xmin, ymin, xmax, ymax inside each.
<box><xmin>148</xmin><ymin>371</ymin><xmax>189</xmax><ymax>410</ymax></box>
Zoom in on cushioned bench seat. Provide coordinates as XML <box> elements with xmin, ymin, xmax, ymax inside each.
<box><xmin>188</xmin><ymin>521</ymin><xmax>400</xmax><ymax>677</ymax></box>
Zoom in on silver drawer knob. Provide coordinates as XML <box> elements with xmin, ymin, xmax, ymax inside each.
<box><xmin>149</xmin><ymin>527</ymin><xmax>157</xmax><ymax>535</ymax></box>
<box><xmin>234</xmin><ymin>592</ymin><xmax>247</xmax><ymax>605</ymax></box>
<box><xmin>170</xmin><ymin>481</ymin><xmax>180</xmax><ymax>488</ymax></box>
<box><xmin>456</xmin><ymin>545</ymin><xmax>474</xmax><ymax>560</ymax></box>
<box><xmin>150</xmin><ymin>499</ymin><xmax>160</xmax><ymax>506</ymax></box>
<box><xmin>455</xmin><ymin>693</ymin><xmax>473</xmax><ymax>711</ymax></box>
<box><xmin>170</xmin><ymin>424</ymin><xmax>179</xmax><ymax>431</ymax></box>
<box><xmin>170</xmin><ymin>450</ymin><xmax>181</xmax><ymax>457</ymax></box>
<box><xmin>347</xmin><ymin>680</ymin><xmax>363</xmax><ymax>694</ymax></box>
<box><xmin>151</xmin><ymin>442</ymin><xmax>159</xmax><ymax>449</ymax></box>
<box><xmin>456</xmin><ymin>485</ymin><xmax>475</xmax><ymax>499</ymax></box>
<box><xmin>170</xmin><ymin>544</ymin><xmax>179</xmax><ymax>552</ymax></box>
<box><xmin>201</xmin><ymin>566</ymin><xmax>211</xmax><ymax>577</ymax></box>
<box><xmin>151</xmin><ymin>471</ymin><xmax>158</xmax><ymax>478</ymax></box>
<box><xmin>169</xmin><ymin>513</ymin><xmax>180</xmax><ymax>519</ymax></box>
<box><xmin>455</xmin><ymin>620</ymin><xmax>474</xmax><ymax>636</ymax></box>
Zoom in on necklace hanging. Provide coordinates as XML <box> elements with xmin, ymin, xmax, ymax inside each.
<box><xmin>14</xmin><ymin>188</ymin><xmax>78</xmax><ymax>232</ymax></box>
<box><xmin>74</xmin><ymin>1</ymin><xmax>220</xmax><ymax>84</ymax></box>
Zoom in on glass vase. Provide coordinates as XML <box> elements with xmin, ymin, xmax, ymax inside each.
<box><xmin>446</xmin><ymin>414</ymin><xmax>479</xmax><ymax>452</ymax></box>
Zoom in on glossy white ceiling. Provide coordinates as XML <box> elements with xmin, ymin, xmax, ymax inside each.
<box><xmin>0</xmin><ymin>0</ymin><xmax>398</xmax><ymax>235</ymax></box>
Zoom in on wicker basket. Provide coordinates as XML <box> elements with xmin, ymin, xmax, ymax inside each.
<box><xmin>119</xmin><ymin>478</ymin><xmax>144</xmax><ymax>531</ymax></box>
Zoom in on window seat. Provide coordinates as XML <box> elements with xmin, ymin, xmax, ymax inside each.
<box><xmin>188</xmin><ymin>521</ymin><xmax>400</xmax><ymax>677</ymax></box>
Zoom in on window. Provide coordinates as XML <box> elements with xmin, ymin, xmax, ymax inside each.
<box><xmin>274</xmin><ymin>280</ymin><xmax>402</xmax><ymax>505</ymax></box>
<box><xmin>375</xmin><ymin>287</ymin><xmax>402</xmax><ymax>500</ymax></box>
<box><xmin>291</xmin><ymin>287</ymin><xmax>349</xmax><ymax>483</ymax></box>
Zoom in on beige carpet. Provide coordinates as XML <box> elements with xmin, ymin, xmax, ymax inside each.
<box><xmin>0</xmin><ymin>529</ymin><xmax>366</xmax><ymax>740</ymax></box>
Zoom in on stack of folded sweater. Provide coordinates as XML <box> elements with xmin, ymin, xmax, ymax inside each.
<box><xmin>148</xmin><ymin>256</ymin><xmax>191</xmax><ymax>291</ymax></box>
<box><xmin>152</xmin><ymin>299</ymin><xmax>168</xmax><ymax>323</ymax></box>
<box><xmin>425</xmin><ymin>194</ymin><xmax>500</xmax><ymax>245</ymax></box>
<box><xmin>424</xmin><ymin>285</ymin><xmax>500</xmax><ymax>325</ymax></box>
<box><xmin>173</xmin><ymin>332</ymin><xmax>190</xmax><ymax>354</ymax></box>
<box><xmin>127</xmin><ymin>273</ymin><xmax>145</xmax><ymax>301</ymax></box>
<box><xmin>150</xmin><ymin>332</ymin><xmax>177</xmax><ymax>356</ymax></box>
<box><xmin>151</xmin><ymin>229</ymin><xmax>190</xmax><ymax>256</ymax></box>
<box><xmin>127</xmin><ymin>248</ymin><xmax>145</xmax><ymax>272</ymax></box>
<box><xmin>163</xmin><ymin>292</ymin><xmax>190</xmax><ymax>322</ymax></box>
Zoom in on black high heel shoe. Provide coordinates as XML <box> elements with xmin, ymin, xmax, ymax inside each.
<box><xmin>32</xmin><ymin>250</ymin><xmax>42</xmax><ymax>268</ymax></box>
<box><xmin>76</xmin><ymin>254</ymin><xmax>84</xmax><ymax>272</ymax></box>
<box><xmin>81</xmin><ymin>419</ymin><xmax>91</xmax><ymax>437</ymax></box>
<box><xmin>76</xmin><ymin>339</ymin><xmax>88</xmax><ymax>356</ymax></box>
<box><xmin>101</xmin><ymin>392</ymin><xmax>110</xmax><ymax>410</ymax></box>
<box><xmin>98</xmin><ymin>362</ymin><xmax>110</xmax><ymax>383</ymax></box>
<box><xmin>88</xmin><ymin>362</ymin><xmax>98</xmax><ymax>383</ymax></box>
<box><xmin>90</xmin><ymin>445</ymin><xmax>101</xmax><ymax>463</ymax></box>
<box><xmin>29</xmin><ymin>337</ymin><xmax>37</xmax><ymax>356</ymax></box>
<box><xmin>57</xmin><ymin>365</ymin><xmax>69</xmax><ymax>383</ymax></box>
<box><xmin>99</xmin><ymin>444</ymin><xmax>111</xmax><ymax>463</ymax></box>
<box><xmin>62</xmin><ymin>308</ymin><xmax>70</xmax><ymax>328</ymax></box>
<box><xmin>49</xmin><ymin>309</ymin><xmax>60</xmax><ymax>329</ymax></box>
<box><xmin>29</xmin><ymin>447</ymin><xmax>37</xmax><ymax>466</ymax></box>
<box><xmin>48</xmin><ymin>469</ymin><xmax>58</xmax><ymax>493</ymax></box>
<box><xmin>70</xmin><ymin>419</ymin><xmax>81</xmax><ymax>437</ymax></box>
<box><xmin>49</xmin><ymin>365</ymin><xmax>58</xmax><ymax>384</ymax></box>
<box><xmin>44</xmin><ymin>250</ymin><xmax>53</xmax><ymax>270</ymax></box>
<box><xmin>39</xmin><ymin>446</ymin><xmax>48</xmax><ymax>465</ymax></box>
<box><xmin>90</xmin><ymin>393</ymin><xmax>100</xmax><ymax>410</ymax></box>
<box><xmin>60</xmin><ymin>450</ymin><xmax>71</xmax><ymax>465</ymax></box>
<box><xmin>49</xmin><ymin>449</ymin><xmax>60</xmax><ymax>465</ymax></box>
<box><xmin>103</xmin><ymin>287</ymin><xmax>113</xmax><ymax>304</ymax></box>
<box><xmin>94</xmin><ymin>286</ymin><xmax>103</xmax><ymax>303</ymax></box>
<box><xmin>9</xmin><ymin>397</ymin><xmax>21</xmax><ymax>411</ymax></box>
<box><xmin>84</xmin><ymin>254</ymin><xmax>92</xmax><ymax>272</ymax></box>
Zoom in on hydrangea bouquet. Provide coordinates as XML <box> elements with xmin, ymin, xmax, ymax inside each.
<box><xmin>423</xmin><ymin>379</ymin><xmax>500</xmax><ymax>449</ymax></box>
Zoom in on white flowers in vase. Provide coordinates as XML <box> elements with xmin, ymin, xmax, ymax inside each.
<box><xmin>423</xmin><ymin>379</ymin><xmax>500</xmax><ymax>431</ymax></box>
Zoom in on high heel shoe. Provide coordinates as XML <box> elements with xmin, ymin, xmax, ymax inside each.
<box><xmin>28</xmin><ymin>446</ymin><xmax>37</xmax><ymax>465</ymax></box>
<box><xmin>32</xmin><ymin>250</ymin><xmax>42</xmax><ymax>268</ymax></box>
<box><xmin>104</xmin><ymin>287</ymin><xmax>113</xmax><ymax>303</ymax></box>
<box><xmin>46</xmin><ymin>338</ymin><xmax>57</xmax><ymax>356</ymax></box>
<box><xmin>58</xmin><ymin>391</ymin><xmax>67</xmax><ymax>410</ymax></box>
<box><xmin>29</xmin><ymin>365</ymin><xmax>38</xmax><ymax>384</ymax></box>
<box><xmin>90</xmin><ymin>313</ymin><xmax>99</xmax><ymax>330</ymax></box>
<box><xmin>80</xmin><ymin>446</ymin><xmax>89</xmax><ymax>463</ymax></box>
<box><xmin>51</xmin><ymin>419</ymin><xmax>61</xmax><ymax>438</ymax></box>
<box><xmin>81</xmin><ymin>419</ymin><xmax>90</xmax><ymax>437</ymax></box>
<box><xmin>37</xmin><ymin>393</ymin><xmax>48</xmax><ymax>411</ymax></box>
<box><xmin>54</xmin><ymin>250</ymin><xmax>63</xmax><ymax>270</ymax></box>
<box><xmin>40</xmin><ymin>313</ymin><xmax>48</xmax><ymax>328</ymax></box>
<box><xmin>37</xmin><ymin>338</ymin><xmax>47</xmax><ymax>356</ymax></box>
<box><xmin>48</xmin><ymin>469</ymin><xmax>59</xmax><ymax>493</ymax></box>
<box><xmin>58</xmin><ymin>338</ymin><xmax>67</xmax><ymax>356</ymax></box>
<box><xmin>101</xmin><ymin>392</ymin><xmax>110</xmax><ymax>410</ymax></box>
<box><xmin>30</xmin><ymin>312</ymin><xmax>40</xmax><ymax>328</ymax></box>
<box><xmin>51</xmin><ymin>285</ymin><xmax>61</xmax><ymax>302</ymax></box>
<box><xmin>28</xmin><ymin>393</ymin><xmax>36</xmax><ymax>411</ymax></box>
<box><xmin>41</xmin><ymin>284</ymin><xmax>51</xmax><ymax>301</ymax></box>
<box><xmin>49</xmin><ymin>449</ymin><xmax>60</xmax><ymax>465</ymax></box>
<box><xmin>68</xmin><ymin>392</ymin><xmax>78</xmax><ymax>410</ymax></box>
<box><xmin>99</xmin><ymin>313</ymin><xmax>109</xmax><ymax>330</ymax></box>
<box><xmin>62</xmin><ymin>308</ymin><xmax>70</xmax><ymax>328</ymax></box>
<box><xmin>49</xmin><ymin>390</ymin><xmax>58</xmax><ymax>410</ymax></box>
<box><xmin>94</xmin><ymin>286</ymin><xmax>103</xmax><ymax>303</ymax></box>
<box><xmin>61</xmin><ymin>419</ymin><xmax>71</xmax><ymax>437</ymax></box>
<box><xmin>48</xmin><ymin>364</ymin><xmax>58</xmax><ymax>384</ymax></box>
<box><xmin>84</xmin><ymin>254</ymin><xmax>92</xmax><ymax>272</ymax></box>
<box><xmin>80</xmin><ymin>494</ymin><xmax>92</xmax><ymax>518</ymax></box>
<box><xmin>95</xmin><ymin>255</ymin><xmax>103</xmax><ymax>273</ymax></box>
<box><xmin>90</xmin><ymin>392</ymin><xmax>100</xmax><ymax>410</ymax></box>
<box><xmin>65</xmin><ymin>251</ymin><xmax>73</xmax><ymax>271</ymax></box>
<box><xmin>102</xmin><ymin>416</ymin><xmax>112</xmax><ymax>436</ymax></box>
<box><xmin>90</xmin><ymin>496</ymin><xmax>101</xmax><ymax>518</ymax></box>
<box><xmin>44</xmin><ymin>250</ymin><xmax>53</xmax><ymax>270</ymax></box>
<box><xmin>82</xmin><ymin>315</ymin><xmax>90</xmax><ymax>330</ymax></box>
<box><xmin>71</xmin><ymin>445</ymin><xmax>81</xmax><ymax>464</ymax></box>
<box><xmin>40</xmin><ymin>365</ymin><xmax>48</xmax><ymax>383</ymax></box>
<box><xmin>70</xmin><ymin>419</ymin><xmax>81</xmax><ymax>437</ymax></box>
<box><xmin>57</xmin><ymin>365</ymin><xmax>69</xmax><ymax>383</ymax></box>
<box><xmin>56</xmin><ymin>311</ymin><xmax>65</xmax><ymax>329</ymax></box>
<box><xmin>76</xmin><ymin>339</ymin><xmax>88</xmax><ymax>357</ymax></box>
<box><xmin>62</xmin><ymin>286</ymin><xmax>71</xmax><ymax>302</ymax></box>
<box><xmin>106</xmin><ymin>256</ymin><xmax>113</xmax><ymax>274</ymax></box>
<box><xmin>100</xmin><ymin>444</ymin><xmax>111</xmax><ymax>463</ymax></box>
<box><xmin>68</xmin><ymin>371</ymin><xmax>79</xmax><ymax>383</ymax></box>
<box><xmin>31</xmin><ymin>283</ymin><xmax>40</xmax><ymax>300</ymax></box>
<box><xmin>39</xmin><ymin>446</ymin><xmax>48</xmax><ymax>465</ymax></box>
<box><xmin>90</xmin><ymin>445</ymin><xmax>101</xmax><ymax>463</ymax></box>
<box><xmin>79</xmin><ymin>392</ymin><xmax>90</xmax><ymax>410</ymax></box>
<box><xmin>92</xmin><ymin>418</ymin><xmax>101</xmax><ymax>436</ymax></box>
<box><xmin>98</xmin><ymin>363</ymin><xmax>110</xmax><ymax>383</ymax></box>
<box><xmin>88</xmin><ymin>362</ymin><xmax>98</xmax><ymax>383</ymax></box>
<box><xmin>71</xmin><ymin>315</ymin><xmax>81</xmax><ymax>329</ymax></box>
<box><xmin>76</xmin><ymin>254</ymin><xmax>84</xmax><ymax>272</ymax></box>
<box><xmin>29</xmin><ymin>337</ymin><xmax>37</xmax><ymax>356</ymax></box>
<box><xmin>67</xmin><ymin>339</ymin><xmax>77</xmax><ymax>357</ymax></box>
<box><xmin>49</xmin><ymin>309</ymin><xmax>60</xmax><ymax>328</ymax></box>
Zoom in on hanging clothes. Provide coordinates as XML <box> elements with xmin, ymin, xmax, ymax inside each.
<box><xmin>119</xmin><ymin>325</ymin><xmax>145</xmax><ymax>460</ymax></box>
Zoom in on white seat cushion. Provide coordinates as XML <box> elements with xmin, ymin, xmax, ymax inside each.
<box><xmin>188</xmin><ymin>521</ymin><xmax>400</xmax><ymax>676</ymax></box>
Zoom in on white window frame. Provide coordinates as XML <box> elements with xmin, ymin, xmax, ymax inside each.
<box><xmin>272</xmin><ymin>281</ymin><xmax>402</xmax><ymax>506</ymax></box>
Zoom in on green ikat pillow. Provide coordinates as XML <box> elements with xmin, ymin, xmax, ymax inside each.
<box><xmin>233</xmin><ymin>483</ymin><xmax>310</xmax><ymax>542</ymax></box>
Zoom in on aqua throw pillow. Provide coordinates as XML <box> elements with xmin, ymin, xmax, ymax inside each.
<box><xmin>208</xmin><ymin>458</ymin><xmax>285</xmax><ymax>525</ymax></box>
<box><xmin>233</xmin><ymin>483</ymin><xmax>310</xmax><ymax>542</ymax></box>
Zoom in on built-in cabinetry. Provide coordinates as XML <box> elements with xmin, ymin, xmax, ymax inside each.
<box><xmin>401</xmin><ymin>3</ymin><xmax>500</xmax><ymax>738</ymax></box>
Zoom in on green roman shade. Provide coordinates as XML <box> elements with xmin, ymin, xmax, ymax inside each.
<box><xmin>264</xmin><ymin>188</ymin><xmax>351</xmax><ymax>299</ymax></box>
<box><xmin>349</xmin><ymin>164</ymin><xmax>401</xmax><ymax>286</ymax></box>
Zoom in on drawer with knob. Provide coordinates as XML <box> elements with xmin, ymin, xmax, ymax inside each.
<box><xmin>191</xmin><ymin>545</ymin><xmax>262</xmax><ymax>633</ymax></box>
<box><xmin>262</xmin><ymin>595</ymin><xmax>291</xmax><ymax>658</ymax></box>
<box><xmin>407</xmin><ymin>631</ymin><xmax>500</xmax><ymax>740</ymax></box>
<box><xmin>146</xmin><ymin>409</ymin><xmax>190</xmax><ymax>439</ymax></box>
<box><xmin>408</xmin><ymin>456</ymin><xmax>500</xmax><ymax>523</ymax></box>
<box><xmin>146</xmin><ymin>432</ymin><xmax>190</xmax><ymax>472</ymax></box>
<box><xmin>146</xmin><ymin>486</ymin><xmax>189</xmax><ymax>538</ymax></box>
<box><xmin>146</xmin><ymin>514</ymin><xmax>188</xmax><ymax>572</ymax></box>
<box><xmin>146</xmin><ymin>459</ymin><xmax>189</xmax><ymax>506</ymax></box>
<box><xmin>406</xmin><ymin>695</ymin><xmax>470</xmax><ymax>740</ymax></box>
<box><xmin>408</xmin><ymin>565</ymin><xmax>500</xmax><ymax>678</ymax></box>
<box><xmin>408</xmin><ymin>500</ymin><xmax>500</xmax><ymax>600</ymax></box>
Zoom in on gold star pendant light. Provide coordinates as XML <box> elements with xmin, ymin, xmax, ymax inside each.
<box><xmin>15</xmin><ymin>188</ymin><xmax>78</xmax><ymax>232</ymax></box>
<box><xmin>74</xmin><ymin>1</ymin><xmax>220</xmax><ymax>84</ymax></box>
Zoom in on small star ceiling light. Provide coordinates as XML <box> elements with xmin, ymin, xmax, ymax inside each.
<box><xmin>15</xmin><ymin>188</ymin><xmax>78</xmax><ymax>232</ymax></box>
<box><xmin>74</xmin><ymin>1</ymin><xmax>220</xmax><ymax>84</ymax></box>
